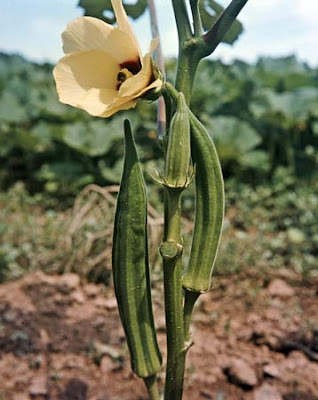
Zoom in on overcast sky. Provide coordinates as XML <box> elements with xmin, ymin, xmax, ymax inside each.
<box><xmin>1</xmin><ymin>0</ymin><xmax>318</xmax><ymax>66</ymax></box>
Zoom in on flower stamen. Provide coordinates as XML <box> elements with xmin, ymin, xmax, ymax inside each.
<box><xmin>118</xmin><ymin>68</ymin><xmax>133</xmax><ymax>82</ymax></box>
<box><xmin>117</xmin><ymin>68</ymin><xmax>134</xmax><ymax>90</ymax></box>
<box><xmin>116</xmin><ymin>59</ymin><xmax>141</xmax><ymax>90</ymax></box>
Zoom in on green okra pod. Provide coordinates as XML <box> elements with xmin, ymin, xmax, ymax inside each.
<box><xmin>112</xmin><ymin>120</ymin><xmax>162</xmax><ymax>378</ymax></box>
<box><xmin>182</xmin><ymin>113</ymin><xmax>225</xmax><ymax>293</ymax></box>
<box><xmin>164</xmin><ymin>92</ymin><xmax>191</xmax><ymax>189</ymax></box>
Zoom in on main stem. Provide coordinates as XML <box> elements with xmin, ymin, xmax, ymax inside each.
<box><xmin>161</xmin><ymin>4</ymin><xmax>201</xmax><ymax>399</ymax></box>
<box><xmin>174</xmin><ymin>50</ymin><xmax>199</xmax><ymax>105</ymax></box>
<box><xmin>163</xmin><ymin>190</ymin><xmax>186</xmax><ymax>400</ymax></box>
<box><xmin>144</xmin><ymin>375</ymin><xmax>160</xmax><ymax>400</ymax></box>
<box><xmin>162</xmin><ymin>1</ymin><xmax>249</xmax><ymax>398</ymax></box>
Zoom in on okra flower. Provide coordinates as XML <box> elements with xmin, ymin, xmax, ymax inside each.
<box><xmin>53</xmin><ymin>0</ymin><xmax>162</xmax><ymax>118</ymax></box>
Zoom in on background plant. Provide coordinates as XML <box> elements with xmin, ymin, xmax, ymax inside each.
<box><xmin>1</xmin><ymin>53</ymin><xmax>317</xmax><ymax>199</ymax></box>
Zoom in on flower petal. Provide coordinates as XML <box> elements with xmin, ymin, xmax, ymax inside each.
<box><xmin>62</xmin><ymin>17</ymin><xmax>113</xmax><ymax>54</ymax></box>
<box><xmin>62</xmin><ymin>16</ymin><xmax>139</xmax><ymax>64</ymax></box>
<box><xmin>137</xmin><ymin>78</ymin><xmax>162</xmax><ymax>96</ymax></box>
<box><xmin>53</xmin><ymin>50</ymin><xmax>120</xmax><ymax>108</ymax></box>
<box><xmin>79</xmin><ymin>88</ymin><xmax>119</xmax><ymax>116</ymax></box>
<box><xmin>140</xmin><ymin>37</ymin><xmax>159</xmax><ymax>67</ymax></box>
<box><xmin>101</xmin><ymin>99</ymin><xmax>138</xmax><ymax>118</ymax></box>
<box><xmin>105</xmin><ymin>29</ymin><xmax>140</xmax><ymax>63</ymax></box>
<box><xmin>111</xmin><ymin>0</ymin><xmax>141</xmax><ymax>55</ymax></box>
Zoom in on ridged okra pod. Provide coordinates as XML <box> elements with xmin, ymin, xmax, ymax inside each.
<box><xmin>164</xmin><ymin>92</ymin><xmax>191</xmax><ymax>189</ymax></box>
<box><xmin>182</xmin><ymin>113</ymin><xmax>224</xmax><ymax>293</ymax></box>
<box><xmin>112</xmin><ymin>120</ymin><xmax>162</xmax><ymax>379</ymax></box>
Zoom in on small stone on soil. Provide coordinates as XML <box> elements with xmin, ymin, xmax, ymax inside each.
<box><xmin>263</xmin><ymin>362</ymin><xmax>280</xmax><ymax>377</ymax></box>
<box><xmin>103</xmin><ymin>297</ymin><xmax>118</xmax><ymax>310</ymax></box>
<box><xmin>268</xmin><ymin>279</ymin><xmax>295</xmax><ymax>298</ymax></box>
<box><xmin>60</xmin><ymin>273</ymin><xmax>80</xmax><ymax>291</ymax></box>
<box><xmin>71</xmin><ymin>290</ymin><xmax>85</xmax><ymax>304</ymax></box>
<box><xmin>225</xmin><ymin>358</ymin><xmax>258</xmax><ymax>387</ymax></box>
<box><xmin>29</xmin><ymin>374</ymin><xmax>48</xmax><ymax>397</ymax></box>
<box><xmin>253</xmin><ymin>383</ymin><xmax>283</xmax><ymax>400</ymax></box>
<box><xmin>84</xmin><ymin>284</ymin><xmax>101</xmax><ymax>298</ymax></box>
<box><xmin>100</xmin><ymin>355</ymin><xmax>114</xmax><ymax>373</ymax></box>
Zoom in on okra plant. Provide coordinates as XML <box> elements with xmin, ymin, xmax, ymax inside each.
<box><xmin>54</xmin><ymin>0</ymin><xmax>249</xmax><ymax>398</ymax></box>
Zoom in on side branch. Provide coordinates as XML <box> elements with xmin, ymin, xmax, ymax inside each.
<box><xmin>190</xmin><ymin>0</ymin><xmax>203</xmax><ymax>37</ymax></box>
<box><xmin>199</xmin><ymin>0</ymin><xmax>248</xmax><ymax>58</ymax></box>
<box><xmin>171</xmin><ymin>0</ymin><xmax>193</xmax><ymax>43</ymax></box>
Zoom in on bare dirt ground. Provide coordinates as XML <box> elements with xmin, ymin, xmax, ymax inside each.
<box><xmin>0</xmin><ymin>269</ymin><xmax>317</xmax><ymax>400</ymax></box>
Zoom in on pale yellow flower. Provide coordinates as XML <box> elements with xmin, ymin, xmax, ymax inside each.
<box><xmin>53</xmin><ymin>0</ymin><xmax>162</xmax><ymax>118</ymax></box>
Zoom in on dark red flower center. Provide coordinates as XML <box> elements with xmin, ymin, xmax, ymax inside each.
<box><xmin>116</xmin><ymin>58</ymin><xmax>142</xmax><ymax>90</ymax></box>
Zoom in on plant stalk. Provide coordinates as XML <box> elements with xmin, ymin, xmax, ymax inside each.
<box><xmin>174</xmin><ymin>50</ymin><xmax>200</xmax><ymax>105</ymax></box>
<box><xmin>190</xmin><ymin>0</ymin><xmax>203</xmax><ymax>36</ymax></box>
<box><xmin>171</xmin><ymin>0</ymin><xmax>192</xmax><ymax>44</ymax></box>
<box><xmin>162</xmin><ymin>190</ymin><xmax>186</xmax><ymax>400</ymax></box>
<box><xmin>199</xmin><ymin>0</ymin><xmax>249</xmax><ymax>58</ymax></box>
<box><xmin>162</xmin><ymin>1</ymin><xmax>250</xmax><ymax>398</ymax></box>
<box><xmin>144</xmin><ymin>375</ymin><xmax>160</xmax><ymax>400</ymax></box>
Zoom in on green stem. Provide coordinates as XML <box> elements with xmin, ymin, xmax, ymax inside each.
<box><xmin>161</xmin><ymin>2</ymin><xmax>249</xmax><ymax>399</ymax></box>
<box><xmin>165</xmin><ymin>82</ymin><xmax>181</xmax><ymax>104</ymax></box>
<box><xmin>190</xmin><ymin>0</ymin><xmax>203</xmax><ymax>36</ymax></box>
<box><xmin>164</xmin><ymin>258</ymin><xmax>185</xmax><ymax>400</ymax></box>
<box><xmin>171</xmin><ymin>0</ymin><xmax>196</xmax><ymax>104</ymax></box>
<box><xmin>165</xmin><ymin>190</ymin><xmax>182</xmax><ymax>240</ymax></box>
<box><xmin>199</xmin><ymin>0</ymin><xmax>249</xmax><ymax>58</ymax></box>
<box><xmin>171</xmin><ymin>0</ymin><xmax>192</xmax><ymax>43</ymax></box>
<box><xmin>174</xmin><ymin>50</ymin><xmax>200</xmax><ymax>104</ymax></box>
<box><xmin>162</xmin><ymin>190</ymin><xmax>186</xmax><ymax>400</ymax></box>
<box><xmin>144</xmin><ymin>375</ymin><xmax>160</xmax><ymax>400</ymax></box>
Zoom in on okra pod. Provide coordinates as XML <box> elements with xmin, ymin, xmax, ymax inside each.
<box><xmin>164</xmin><ymin>92</ymin><xmax>191</xmax><ymax>189</ymax></box>
<box><xmin>112</xmin><ymin>120</ymin><xmax>162</xmax><ymax>378</ymax></box>
<box><xmin>182</xmin><ymin>114</ymin><xmax>224</xmax><ymax>293</ymax></box>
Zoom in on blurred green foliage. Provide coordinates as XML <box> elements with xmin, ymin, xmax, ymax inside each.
<box><xmin>0</xmin><ymin>51</ymin><xmax>317</xmax><ymax>283</ymax></box>
<box><xmin>0</xmin><ymin>52</ymin><xmax>317</xmax><ymax>199</ymax></box>
<box><xmin>191</xmin><ymin>56</ymin><xmax>318</xmax><ymax>182</ymax></box>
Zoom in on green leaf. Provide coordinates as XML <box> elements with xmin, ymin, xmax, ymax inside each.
<box><xmin>240</xmin><ymin>150</ymin><xmax>270</xmax><ymax>172</ymax></box>
<box><xmin>99</xmin><ymin>158</ymin><xmax>124</xmax><ymax>183</ymax></box>
<box><xmin>78</xmin><ymin>0</ymin><xmax>147</xmax><ymax>22</ymax></box>
<box><xmin>36</xmin><ymin>161</ymin><xmax>88</xmax><ymax>183</ymax></box>
<box><xmin>0</xmin><ymin>91</ymin><xmax>28</xmax><ymax>123</ymax></box>
<box><xmin>252</xmin><ymin>87</ymin><xmax>318</xmax><ymax>120</ymax></box>
<box><xmin>200</xmin><ymin>0</ymin><xmax>243</xmax><ymax>44</ymax></box>
<box><xmin>0</xmin><ymin>128</ymin><xmax>40</xmax><ymax>156</ymax></box>
<box><xmin>207</xmin><ymin>116</ymin><xmax>261</xmax><ymax>153</ymax></box>
<box><xmin>62</xmin><ymin>119</ymin><xmax>123</xmax><ymax>156</ymax></box>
